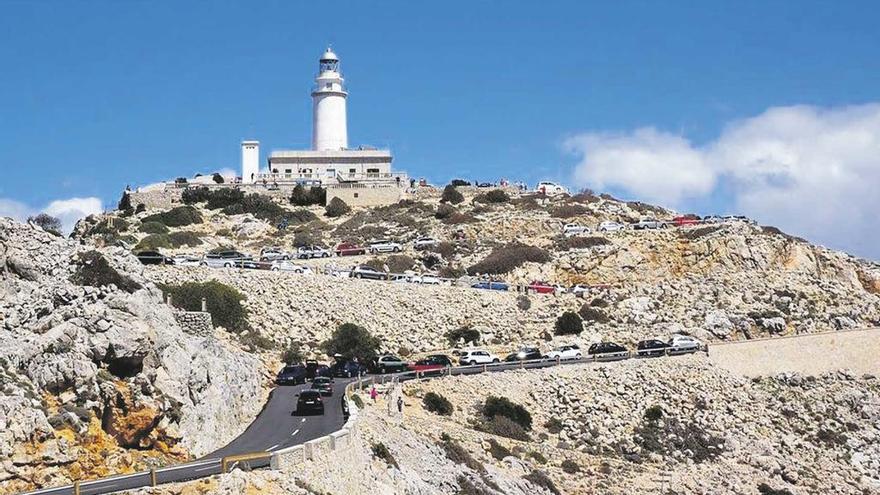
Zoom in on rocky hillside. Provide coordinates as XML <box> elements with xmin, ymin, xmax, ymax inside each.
<box><xmin>0</xmin><ymin>218</ymin><xmax>265</xmax><ymax>493</ymax></box>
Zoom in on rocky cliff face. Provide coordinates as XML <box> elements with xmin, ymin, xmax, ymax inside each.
<box><xmin>0</xmin><ymin>218</ymin><xmax>264</xmax><ymax>493</ymax></box>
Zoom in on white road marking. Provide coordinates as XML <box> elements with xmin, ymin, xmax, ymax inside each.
<box><xmin>267</xmin><ymin>443</ymin><xmax>280</xmax><ymax>451</ymax></box>
<box><xmin>194</xmin><ymin>465</ymin><xmax>217</xmax><ymax>473</ymax></box>
<box><xmin>301</xmin><ymin>418</ymin><xmax>306</xmax><ymax>423</ymax></box>
<box><xmin>291</xmin><ymin>428</ymin><xmax>301</xmax><ymax>437</ymax></box>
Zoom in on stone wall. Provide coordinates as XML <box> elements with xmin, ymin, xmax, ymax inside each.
<box><xmin>708</xmin><ymin>327</ymin><xmax>880</xmax><ymax>377</ymax></box>
<box><xmin>326</xmin><ymin>184</ymin><xmax>406</xmax><ymax>207</ymax></box>
<box><xmin>173</xmin><ymin>310</ymin><xmax>214</xmax><ymax>337</ymax></box>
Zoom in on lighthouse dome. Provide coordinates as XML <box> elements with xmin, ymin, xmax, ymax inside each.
<box><xmin>319</xmin><ymin>47</ymin><xmax>339</xmax><ymax>62</ymax></box>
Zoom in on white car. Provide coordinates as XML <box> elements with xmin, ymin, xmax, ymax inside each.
<box><xmin>413</xmin><ymin>237</ymin><xmax>437</xmax><ymax>250</ymax></box>
<box><xmin>632</xmin><ymin>218</ymin><xmax>667</xmax><ymax>230</ymax></box>
<box><xmin>569</xmin><ymin>284</ymin><xmax>590</xmax><ymax>295</ymax></box>
<box><xmin>297</xmin><ymin>245</ymin><xmax>331</xmax><ymax>259</ymax></box>
<box><xmin>597</xmin><ymin>221</ymin><xmax>626</xmax><ymax>232</ymax></box>
<box><xmin>563</xmin><ymin>223</ymin><xmax>591</xmax><ymax>237</ymax></box>
<box><xmin>260</xmin><ymin>247</ymin><xmax>290</xmax><ymax>261</ymax></box>
<box><xmin>535</xmin><ymin>181</ymin><xmax>568</xmax><ymax>195</ymax></box>
<box><xmin>458</xmin><ymin>349</ymin><xmax>501</xmax><ymax>366</ymax></box>
<box><xmin>668</xmin><ymin>334</ymin><xmax>702</xmax><ymax>354</ymax></box>
<box><xmin>270</xmin><ymin>261</ymin><xmax>312</xmax><ymax>274</ymax></box>
<box><xmin>544</xmin><ymin>344</ymin><xmax>583</xmax><ymax>361</ymax></box>
<box><xmin>171</xmin><ymin>254</ymin><xmax>201</xmax><ymax>266</ymax></box>
<box><xmin>368</xmin><ymin>239</ymin><xmax>402</xmax><ymax>254</ymax></box>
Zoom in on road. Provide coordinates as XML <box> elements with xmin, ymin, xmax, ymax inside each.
<box><xmin>23</xmin><ymin>379</ymin><xmax>351</xmax><ymax>495</ymax></box>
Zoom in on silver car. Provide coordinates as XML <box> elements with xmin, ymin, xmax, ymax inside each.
<box><xmin>200</xmin><ymin>250</ymin><xmax>252</xmax><ymax>268</ymax></box>
<box><xmin>368</xmin><ymin>239</ymin><xmax>402</xmax><ymax>254</ymax></box>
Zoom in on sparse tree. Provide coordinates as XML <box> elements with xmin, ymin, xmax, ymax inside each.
<box><xmin>28</xmin><ymin>213</ymin><xmax>62</xmax><ymax>236</ymax></box>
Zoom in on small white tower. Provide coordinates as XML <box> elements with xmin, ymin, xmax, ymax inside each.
<box><xmin>311</xmin><ymin>47</ymin><xmax>348</xmax><ymax>151</ymax></box>
<box><xmin>241</xmin><ymin>140</ymin><xmax>260</xmax><ymax>183</ymax></box>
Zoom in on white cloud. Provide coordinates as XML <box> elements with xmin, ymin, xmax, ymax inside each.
<box><xmin>566</xmin><ymin>103</ymin><xmax>880</xmax><ymax>259</ymax></box>
<box><xmin>0</xmin><ymin>196</ymin><xmax>103</xmax><ymax>234</ymax></box>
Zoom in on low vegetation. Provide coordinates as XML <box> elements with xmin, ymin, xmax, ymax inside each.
<box><xmin>556</xmin><ymin>236</ymin><xmax>610</xmax><ymax>251</ymax></box>
<box><xmin>222</xmin><ymin>193</ymin><xmax>287</xmax><ymax>222</ymax></box>
<box><xmin>134</xmin><ymin>231</ymin><xmax>202</xmax><ymax>251</ymax></box>
<box><xmin>142</xmin><ymin>205</ymin><xmax>203</xmax><ymax>227</ymax></box>
<box><xmin>441</xmin><ymin>185</ymin><xmax>464</xmax><ymax>204</ymax></box>
<box><xmin>438</xmin><ymin>434</ymin><xmax>485</xmax><ymax>473</ymax></box>
<box><xmin>158</xmin><ymin>281</ymin><xmax>250</xmax><ymax>333</ymax></box>
<box><xmin>371</xmin><ymin>442</ymin><xmax>399</xmax><ymax>468</ymax></box>
<box><xmin>280</xmin><ymin>343</ymin><xmax>304</xmax><ymax>364</ymax></box>
<box><xmin>578</xmin><ymin>304</ymin><xmax>609</xmax><ymax>324</ymax></box>
<box><xmin>548</xmin><ymin>203</ymin><xmax>588</xmax><ymax>218</ymax></box>
<box><xmin>320</xmin><ymin>322</ymin><xmax>381</xmax><ymax>363</ymax></box>
<box><xmin>554</xmin><ymin>311</ymin><xmax>584</xmax><ymax>335</ymax></box>
<box><xmin>634</xmin><ymin>406</ymin><xmax>725</xmax><ymax>462</ymax></box>
<box><xmin>516</xmin><ymin>295</ymin><xmax>531</xmax><ymax>311</ymax></box>
<box><xmin>487</xmin><ymin>438</ymin><xmax>512</xmax><ymax>460</ymax></box>
<box><xmin>423</xmin><ymin>392</ymin><xmax>454</xmax><ymax>416</ymax></box>
<box><xmin>483</xmin><ymin>396</ymin><xmax>532</xmax><ymax>430</ymax></box>
<box><xmin>71</xmin><ymin>251</ymin><xmax>142</xmax><ymax>294</ymax></box>
<box><xmin>474</xmin><ymin>189</ymin><xmax>509</xmax><ymax>204</ymax></box>
<box><xmin>467</xmin><ymin>243</ymin><xmax>550</xmax><ymax>275</ymax></box>
<box><xmin>523</xmin><ymin>470</ymin><xmax>560</xmax><ymax>495</ymax></box>
<box><xmin>544</xmin><ymin>418</ymin><xmax>564</xmax><ymax>434</ymax></box>
<box><xmin>325</xmin><ymin>197</ymin><xmax>351</xmax><ymax>217</ymax></box>
<box><xmin>138</xmin><ymin>221</ymin><xmax>169</xmax><ymax>234</ymax></box>
<box><xmin>289</xmin><ymin>184</ymin><xmax>326</xmax><ymax>206</ymax></box>
<box><xmin>560</xmin><ymin>459</ymin><xmax>580</xmax><ymax>474</ymax></box>
<box><xmin>446</xmin><ymin>326</ymin><xmax>480</xmax><ymax>345</ymax></box>
<box><xmin>28</xmin><ymin>213</ymin><xmax>62</xmax><ymax>236</ymax></box>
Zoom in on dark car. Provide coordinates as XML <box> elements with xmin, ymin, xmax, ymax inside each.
<box><xmin>476</xmin><ymin>182</ymin><xmax>495</xmax><ymax>188</ymax></box>
<box><xmin>275</xmin><ymin>364</ymin><xmax>308</xmax><ymax>385</ymax></box>
<box><xmin>332</xmin><ymin>360</ymin><xmax>369</xmax><ymax>378</ymax></box>
<box><xmin>588</xmin><ymin>342</ymin><xmax>630</xmax><ymax>360</ymax></box>
<box><xmin>350</xmin><ymin>265</ymin><xmax>387</xmax><ymax>280</ymax></box>
<box><xmin>305</xmin><ymin>360</ymin><xmax>331</xmax><ymax>380</ymax></box>
<box><xmin>296</xmin><ymin>390</ymin><xmax>324</xmax><ymax>415</ymax></box>
<box><xmin>636</xmin><ymin>339</ymin><xmax>670</xmax><ymax>358</ymax></box>
<box><xmin>310</xmin><ymin>377</ymin><xmax>334</xmax><ymax>396</ymax></box>
<box><xmin>504</xmin><ymin>347</ymin><xmax>543</xmax><ymax>362</ymax></box>
<box><xmin>136</xmin><ymin>251</ymin><xmax>174</xmax><ymax>265</ymax></box>
<box><xmin>408</xmin><ymin>354</ymin><xmax>453</xmax><ymax>375</ymax></box>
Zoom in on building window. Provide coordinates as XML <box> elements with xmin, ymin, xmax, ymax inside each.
<box><xmin>285</xmin><ymin>169</ymin><xmax>292</xmax><ymax>174</ymax></box>
<box><xmin>354</xmin><ymin>193</ymin><xmax>359</xmax><ymax>198</ymax></box>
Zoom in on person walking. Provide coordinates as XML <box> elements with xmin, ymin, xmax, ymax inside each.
<box><xmin>397</xmin><ymin>396</ymin><xmax>403</xmax><ymax>414</ymax></box>
<box><xmin>370</xmin><ymin>385</ymin><xmax>378</xmax><ymax>402</ymax></box>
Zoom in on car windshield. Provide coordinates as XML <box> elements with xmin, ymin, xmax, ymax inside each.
<box><xmin>300</xmin><ymin>391</ymin><xmax>320</xmax><ymax>398</ymax></box>
<box><xmin>281</xmin><ymin>366</ymin><xmax>302</xmax><ymax>373</ymax></box>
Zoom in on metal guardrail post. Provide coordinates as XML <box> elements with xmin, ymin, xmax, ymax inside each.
<box><xmin>150</xmin><ymin>468</ymin><xmax>157</xmax><ymax>487</ymax></box>
<box><xmin>221</xmin><ymin>457</ymin><xmax>228</xmax><ymax>474</ymax></box>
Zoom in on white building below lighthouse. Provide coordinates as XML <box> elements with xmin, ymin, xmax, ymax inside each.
<box><xmin>239</xmin><ymin>47</ymin><xmax>404</xmax><ymax>205</ymax></box>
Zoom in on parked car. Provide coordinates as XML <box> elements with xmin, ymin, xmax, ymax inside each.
<box><xmin>597</xmin><ymin>221</ymin><xmax>626</xmax><ymax>232</ymax></box>
<box><xmin>476</xmin><ymin>182</ymin><xmax>495</xmax><ymax>188</ymax></box>
<box><xmin>368</xmin><ymin>239</ymin><xmax>402</xmax><ymax>254</ymax></box>
<box><xmin>350</xmin><ymin>265</ymin><xmax>387</xmax><ymax>280</ymax></box>
<box><xmin>471</xmin><ymin>281</ymin><xmax>509</xmax><ymax>291</ymax></box>
<box><xmin>297</xmin><ymin>245</ymin><xmax>331</xmax><ymax>259</ymax></box>
<box><xmin>563</xmin><ymin>223</ymin><xmax>591</xmax><ymax>237</ymax></box>
<box><xmin>331</xmin><ymin>360</ymin><xmax>369</xmax><ymax>378</ymax></box>
<box><xmin>544</xmin><ymin>344</ymin><xmax>583</xmax><ymax>361</ymax></box>
<box><xmin>536</xmin><ymin>181</ymin><xmax>567</xmax><ymax>195</ymax></box>
<box><xmin>528</xmin><ymin>281</ymin><xmax>564</xmax><ymax>294</ymax></box>
<box><xmin>374</xmin><ymin>355</ymin><xmax>409</xmax><ymax>374</ymax></box>
<box><xmin>588</xmin><ymin>342</ymin><xmax>630</xmax><ymax>359</ymax></box>
<box><xmin>413</xmin><ymin>237</ymin><xmax>437</xmax><ymax>250</ymax></box>
<box><xmin>570</xmin><ymin>284</ymin><xmax>591</xmax><ymax>296</ymax></box>
<box><xmin>672</xmin><ymin>216</ymin><xmax>700</xmax><ymax>227</ymax></box>
<box><xmin>668</xmin><ymin>334</ymin><xmax>702</xmax><ymax>354</ymax></box>
<box><xmin>459</xmin><ymin>349</ymin><xmax>501</xmax><ymax>366</ymax></box>
<box><xmin>171</xmin><ymin>254</ymin><xmax>201</xmax><ymax>266</ymax></box>
<box><xmin>200</xmin><ymin>251</ymin><xmax>252</xmax><ymax>268</ymax></box>
<box><xmin>310</xmin><ymin>377</ymin><xmax>334</xmax><ymax>396</ymax></box>
<box><xmin>636</xmin><ymin>339</ymin><xmax>670</xmax><ymax>357</ymax></box>
<box><xmin>335</xmin><ymin>242</ymin><xmax>366</xmax><ymax>256</ymax></box>
<box><xmin>270</xmin><ymin>260</ymin><xmax>312</xmax><ymax>274</ymax></box>
<box><xmin>408</xmin><ymin>354</ymin><xmax>453</xmax><ymax>375</ymax></box>
<box><xmin>296</xmin><ymin>390</ymin><xmax>324</xmax><ymax>415</ymax></box>
<box><xmin>702</xmin><ymin>215</ymin><xmax>724</xmax><ymax>224</ymax></box>
<box><xmin>136</xmin><ymin>250</ymin><xmax>174</xmax><ymax>265</ymax></box>
<box><xmin>632</xmin><ymin>218</ymin><xmax>667</xmax><ymax>230</ymax></box>
<box><xmin>399</xmin><ymin>273</ymin><xmax>441</xmax><ymax>285</ymax></box>
<box><xmin>275</xmin><ymin>364</ymin><xmax>308</xmax><ymax>385</ymax></box>
<box><xmin>233</xmin><ymin>259</ymin><xmax>261</xmax><ymax>269</ymax></box>
<box><xmin>260</xmin><ymin>246</ymin><xmax>290</xmax><ymax>261</ymax></box>
<box><xmin>504</xmin><ymin>347</ymin><xmax>542</xmax><ymax>362</ymax></box>
<box><xmin>305</xmin><ymin>360</ymin><xmax>330</xmax><ymax>380</ymax></box>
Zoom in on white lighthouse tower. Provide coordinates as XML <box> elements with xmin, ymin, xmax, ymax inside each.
<box><xmin>311</xmin><ymin>47</ymin><xmax>348</xmax><ymax>151</ymax></box>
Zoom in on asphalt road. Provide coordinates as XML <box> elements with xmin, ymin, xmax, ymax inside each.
<box><xmin>23</xmin><ymin>379</ymin><xmax>351</xmax><ymax>495</ymax></box>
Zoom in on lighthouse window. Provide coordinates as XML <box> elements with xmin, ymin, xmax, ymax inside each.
<box><xmin>325</xmin><ymin>83</ymin><xmax>331</xmax><ymax>89</ymax></box>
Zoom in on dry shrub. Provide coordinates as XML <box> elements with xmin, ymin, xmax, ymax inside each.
<box><xmin>467</xmin><ymin>243</ymin><xmax>550</xmax><ymax>275</ymax></box>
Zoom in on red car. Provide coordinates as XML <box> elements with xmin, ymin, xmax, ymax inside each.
<box><xmin>672</xmin><ymin>215</ymin><xmax>700</xmax><ymax>226</ymax></box>
<box><xmin>335</xmin><ymin>242</ymin><xmax>366</xmax><ymax>256</ymax></box>
<box><xmin>528</xmin><ymin>281</ymin><xmax>561</xmax><ymax>294</ymax></box>
<box><xmin>408</xmin><ymin>355</ymin><xmax>453</xmax><ymax>375</ymax></box>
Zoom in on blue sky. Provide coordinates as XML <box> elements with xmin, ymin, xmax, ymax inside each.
<box><xmin>1</xmin><ymin>1</ymin><xmax>879</xmax><ymax>258</ymax></box>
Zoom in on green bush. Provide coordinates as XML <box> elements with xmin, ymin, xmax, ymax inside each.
<box><xmin>71</xmin><ymin>251</ymin><xmax>141</xmax><ymax>294</ymax></box>
<box><xmin>527</xmin><ymin>451</ymin><xmax>547</xmax><ymax>464</ymax></box>
<box><xmin>325</xmin><ymin>197</ymin><xmax>351</xmax><ymax>217</ymax></box>
<box><xmin>554</xmin><ymin>311</ymin><xmax>583</xmax><ymax>335</ymax></box>
<box><xmin>182</xmin><ymin>186</ymin><xmax>212</xmax><ymax>204</ymax></box>
<box><xmin>423</xmin><ymin>392</ymin><xmax>454</xmax><ymax>416</ymax></box>
<box><xmin>523</xmin><ymin>470</ymin><xmax>560</xmax><ymax>495</ymax></box>
<box><xmin>549</xmin><ymin>203</ymin><xmax>588</xmax><ymax>218</ymax></box>
<box><xmin>290</xmin><ymin>184</ymin><xmax>326</xmax><ymax>206</ymax></box>
<box><xmin>135</xmin><ymin>234</ymin><xmax>171</xmax><ymax>251</ymax></box>
<box><xmin>475</xmin><ymin>189</ymin><xmax>509</xmax><ymax>204</ymax></box>
<box><xmin>87</xmin><ymin>217</ymin><xmax>130</xmax><ymax>236</ymax></box>
<box><xmin>516</xmin><ymin>295</ymin><xmax>531</xmax><ymax>311</ymax></box>
<box><xmin>138</xmin><ymin>221</ymin><xmax>169</xmax><ymax>234</ymax></box>
<box><xmin>679</xmin><ymin>226</ymin><xmax>720</xmax><ymax>241</ymax></box>
<box><xmin>372</xmin><ymin>442</ymin><xmax>399</xmax><ymax>468</ymax></box>
<box><xmin>757</xmin><ymin>483</ymin><xmax>795</xmax><ymax>495</ymax></box>
<box><xmin>446</xmin><ymin>326</ymin><xmax>480</xmax><ymax>345</ymax></box>
<box><xmin>384</xmin><ymin>254</ymin><xmax>415</xmax><ymax>273</ymax></box>
<box><xmin>434</xmin><ymin>203</ymin><xmax>455</xmax><ymax>220</ymax></box>
<box><xmin>443</xmin><ymin>211</ymin><xmax>478</xmax><ymax>225</ymax></box>
<box><xmin>351</xmin><ymin>394</ymin><xmax>364</xmax><ymax>409</ymax></box>
<box><xmin>28</xmin><ymin>213</ymin><xmax>62</xmax><ymax>236</ymax></box>
<box><xmin>480</xmin><ymin>415</ymin><xmax>530</xmax><ymax>441</ymax></box>
<box><xmin>590</xmin><ymin>297</ymin><xmax>609</xmax><ymax>308</ymax></box>
<box><xmin>168</xmin><ymin>231</ymin><xmax>202</xmax><ymax>247</ymax></box>
<box><xmin>117</xmin><ymin>191</ymin><xmax>133</xmax><ymax>213</ymax></box>
<box><xmin>281</xmin><ymin>343</ymin><xmax>304</xmax><ymax>364</ymax></box>
<box><xmin>206</xmin><ymin>188</ymin><xmax>245</xmax><ymax>210</ymax></box>
<box><xmin>238</xmin><ymin>330</ymin><xmax>274</xmax><ymax>352</ymax></box>
<box><xmin>441</xmin><ymin>185</ymin><xmax>464</xmax><ymax>204</ymax></box>
<box><xmin>222</xmin><ymin>193</ymin><xmax>286</xmax><ymax>222</ymax></box>
<box><xmin>487</xmin><ymin>439</ymin><xmax>512</xmax><ymax>460</ymax></box>
<box><xmin>292</xmin><ymin>230</ymin><xmax>317</xmax><ymax>247</ymax></box>
<box><xmin>483</xmin><ymin>396</ymin><xmax>532</xmax><ymax>430</ymax></box>
<box><xmin>467</xmin><ymin>243</ymin><xmax>549</xmax><ymax>275</ymax></box>
<box><xmin>635</xmin><ymin>413</ymin><xmax>725</xmax><ymax>463</ymax></box>
<box><xmin>212</xmin><ymin>173</ymin><xmax>224</xmax><ymax>184</ymax></box>
<box><xmin>142</xmin><ymin>206</ymin><xmax>203</xmax><ymax>227</ymax></box>
<box><xmin>577</xmin><ymin>304</ymin><xmax>609</xmax><ymax>324</ymax></box>
<box><xmin>644</xmin><ymin>405</ymin><xmax>664</xmax><ymax>421</ymax></box>
<box><xmin>556</xmin><ymin>236</ymin><xmax>610</xmax><ymax>251</ymax></box>
<box><xmin>544</xmin><ymin>418</ymin><xmax>564</xmax><ymax>434</ymax></box>
<box><xmin>158</xmin><ymin>281</ymin><xmax>250</xmax><ymax>333</ymax></box>
<box><xmin>320</xmin><ymin>323</ymin><xmax>381</xmax><ymax>363</ymax></box>
<box><xmin>560</xmin><ymin>459</ymin><xmax>580</xmax><ymax>474</ymax></box>
<box><xmin>438</xmin><ymin>265</ymin><xmax>466</xmax><ymax>279</ymax></box>
<box><xmin>439</xmin><ymin>437</ymin><xmax>484</xmax><ymax>473</ymax></box>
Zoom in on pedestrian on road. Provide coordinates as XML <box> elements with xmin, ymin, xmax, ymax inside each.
<box><xmin>370</xmin><ymin>385</ymin><xmax>378</xmax><ymax>402</ymax></box>
<box><xmin>397</xmin><ymin>396</ymin><xmax>403</xmax><ymax>414</ymax></box>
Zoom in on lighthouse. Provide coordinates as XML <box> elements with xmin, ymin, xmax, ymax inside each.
<box><xmin>311</xmin><ymin>47</ymin><xmax>348</xmax><ymax>151</ymax></box>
